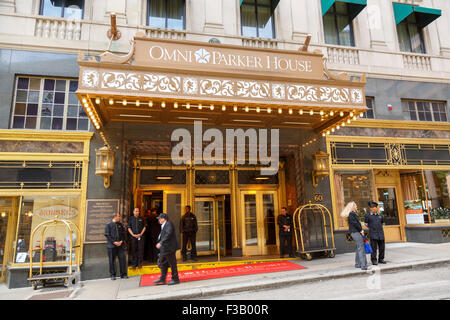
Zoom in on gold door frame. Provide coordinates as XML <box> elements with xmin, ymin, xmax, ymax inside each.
<box><xmin>374</xmin><ymin>182</ymin><xmax>406</xmax><ymax>242</ymax></box>
<box><xmin>240</xmin><ymin>189</ymin><xmax>279</xmax><ymax>256</ymax></box>
<box><xmin>0</xmin><ymin>196</ymin><xmax>20</xmax><ymax>282</ymax></box>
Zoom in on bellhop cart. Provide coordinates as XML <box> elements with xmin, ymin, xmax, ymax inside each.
<box><xmin>293</xmin><ymin>202</ymin><xmax>336</xmax><ymax>260</ymax></box>
<box><xmin>27</xmin><ymin>216</ymin><xmax>81</xmax><ymax>290</ymax></box>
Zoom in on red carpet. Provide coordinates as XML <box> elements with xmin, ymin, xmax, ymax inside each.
<box><xmin>140</xmin><ymin>261</ymin><xmax>306</xmax><ymax>286</ymax></box>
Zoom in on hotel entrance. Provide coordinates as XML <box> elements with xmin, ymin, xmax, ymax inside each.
<box><xmin>241</xmin><ymin>190</ymin><xmax>278</xmax><ymax>256</ymax></box>
<box><xmin>194</xmin><ymin>195</ymin><xmax>231</xmax><ymax>257</ymax></box>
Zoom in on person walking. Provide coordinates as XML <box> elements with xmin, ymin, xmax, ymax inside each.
<box><xmin>180</xmin><ymin>205</ymin><xmax>198</xmax><ymax>261</ymax></box>
<box><xmin>127</xmin><ymin>207</ymin><xmax>146</xmax><ymax>268</ymax></box>
<box><xmin>365</xmin><ymin>201</ymin><xmax>386</xmax><ymax>265</ymax></box>
<box><xmin>154</xmin><ymin>213</ymin><xmax>180</xmax><ymax>285</ymax></box>
<box><xmin>341</xmin><ymin>201</ymin><xmax>368</xmax><ymax>270</ymax></box>
<box><xmin>104</xmin><ymin>213</ymin><xmax>128</xmax><ymax>280</ymax></box>
<box><xmin>277</xmin><ymin>207</ymin><xmax>295</xmax><ymax>258</ymax></box>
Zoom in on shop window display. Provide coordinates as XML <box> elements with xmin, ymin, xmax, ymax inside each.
<box><xmin>334</xmin><ymin>171</ymin><xmax>374</xmax><ymax>228</ymax></box>
<box><xmin>424</xmin><ymin>171</ymin><xmax>450</xmax><ymax>223</ymax></box>
<box><xmin>14</xmin><ymin>195</ymin><xmax>80</xmax><ymax>264</ymax></box>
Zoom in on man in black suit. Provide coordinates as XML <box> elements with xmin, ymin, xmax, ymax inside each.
<box><xmin>104</xmin><ymin>213</ymin><xmax>128</xmax><ymax>280</ymax></box>
<box><xmin>128</xmin><ymin>207</ymin><xmax>146</xmax><ymax>268</ymax></box>
<box><xmin>154</xmin><ymin>213</ymin><xmax>180</xmax><ymax>285</ymax></box>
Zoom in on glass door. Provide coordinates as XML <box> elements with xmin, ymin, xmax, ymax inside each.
<box><xmin>195</xmin><ymin>197</ymin><xmax>215</xmax><ymax>255</ymax></box>
<box><xmin>376</xmin><ymin>187</ymin><xmax>403</xmax><ymax>242</ymax></box>
<box><xmin>194</xmin><ymin>196</ymin><xmax>226</xmax><ymax>257</ymax></box>
<box><xmin>241</xmin><ymin>191</ymin><xmax>278</xmax><ymax>256</ymax></box>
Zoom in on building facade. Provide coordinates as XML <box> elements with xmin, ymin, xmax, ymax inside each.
<box><xmin>0</xmin><ymin>0</ymin><xmax>449</xmax><ymax>288</ymax></box>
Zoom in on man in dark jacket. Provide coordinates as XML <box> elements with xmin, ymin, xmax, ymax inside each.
<box><xmin>154</xmin><ymin>213</ymin><xmax>180</xmax><ymax>285</ymax></box>
<box><xmin>104</xmin><ymin>213</ymin><xmax>128</xmax><ymax>280</ymax></box>
<box><xmin>365</xmin><ymin>201</ymin><xmax>386</xmax><ymax>265</ymax></box>
<box><xmin>145</xmin><ymin>208</ymin><xmax>161</xmax><ymax>263</ymax></box>
<box><xmin>180</xmin><ymin>205</ymin><xmax>198</xmax><ymax>261</ymax></box>
<box><xmin>277</xmin><ymin>207</ymin><xmax>295</xmax><ymax>258</ymax></box>
<box><xmin>128</xmin><ymin>207</ymin><xmax>147</xmax><ymax>268</ymax></box>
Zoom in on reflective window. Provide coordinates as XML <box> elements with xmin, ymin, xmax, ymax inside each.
<box><xmin>40</xmin><ymin>0</ymin><xmax>84</xmax><ymax>20</ymax></box>
<box><xmin>241</xmin><ymin>0</ymin><xmax>275</xmax><ymax>39</ymax></box>
<box><xmin>148</xmin><ymin>0</ymin><xmax>185</xmax><ymax>30</ymax></box>
<box><xmin>402</xmin><ymin>100</ymin><xmax>448</xmax><ymax>122</ymax></box>
<box><xmin>323</xmin><ymin>2</ymin><xmax>355</xmax><ymax>46</ymax></box>
<box><xmin>397</xmin><ymin>14</ymin><xmax>425</xmax><ymax>53</ymax></box>
<box><xmin>11</xmin><ymin>77</ymin><xmax>90</xmax><ymax>131</ymax></box>
<box><xmin>361</xmin><ymin>97</ymin><xmax>375</xmax><ymax>119</ymax></box>
<box><xmin>14</xmin><ymin>195</ymin><xmax>80</xmax><ymax>264</ymax></box>
<box><xmin>424</xmin><ymin>171</ymin><xmax>450</xmax><ymax>223</ymax></box>
<box><xmin>334</xmin><ymin>171</ymin><xmax>375</xmax><ymax>228</ymax></box>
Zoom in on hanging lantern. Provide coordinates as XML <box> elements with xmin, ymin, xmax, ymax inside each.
<box><xmin>312</xmin><ymin>150</ymin><xmax>330</xmax><ymax>187</ymax></box>
<box><xmin>95</xmin><ymin>145</ymin><xmax>115</xmax><ymax>188</ymax></box>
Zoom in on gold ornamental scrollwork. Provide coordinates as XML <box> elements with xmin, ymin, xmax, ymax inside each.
<box><xmin>385</xmin><ymin>143</ymin><xmax>406</xmax><ymax>166</ymax></box>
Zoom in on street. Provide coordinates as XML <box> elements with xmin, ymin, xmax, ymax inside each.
<box><xmin>203</xmin><ymin>265</ymin><xmax>450</xmax><ymax>300</ymax></box>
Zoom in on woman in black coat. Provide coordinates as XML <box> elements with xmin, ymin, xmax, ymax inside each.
<box><xmin>341</xmin><ymin>201</ymin><xmax>368</xmax><ymax>270</ymax></box>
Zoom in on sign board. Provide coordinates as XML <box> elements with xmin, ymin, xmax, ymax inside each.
<box><xmin>132</xmin><ymin>38</ymin><xmax>324</xmax><ymax>81</ymax></box>
<box><xmin>85</xmin><ymin>199</ymin><xmax>120</xmax><ymax>243</ymax></box>
<box><xmin>36</xmin><ymin>205</ymin><xmax>78</xmax><ymax>219</ymax></box>
<box><xmin>404</xmin><ymin>200</ymin><xmax>425</xmax><ymax>224</ymax></box>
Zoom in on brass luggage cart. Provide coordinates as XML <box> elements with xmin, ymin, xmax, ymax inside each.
<box><xmin>293</xmin><ymin>202</ymin><xmax>336</xmax><ymax>261</ymax></box>
<box><xmin>27</xmin><ymin>216</ymin><xmax>81</xmax><ymax>290</ymax></box>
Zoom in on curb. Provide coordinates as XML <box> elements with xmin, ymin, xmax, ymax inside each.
<box><xmin>122</xmin><ymin>258</ymin><xmax>450</xmax><ymax>300</ymax></box>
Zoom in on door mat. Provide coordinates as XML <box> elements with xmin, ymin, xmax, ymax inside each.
<box><xmin>140</xmin><ymin>261</ymin><xmax>306</xmax><ymax>286</ymax></box>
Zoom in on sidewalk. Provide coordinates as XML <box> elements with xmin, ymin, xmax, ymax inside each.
<box><xmin>1</xmin><ymin>242</ymin><xmax>450</xmax><ymax>300</ymax></box>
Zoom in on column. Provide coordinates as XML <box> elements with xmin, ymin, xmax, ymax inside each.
<box><xmin>203</xmin><ymin>0</ymin><xmax>224</xmax><ymax>34</ymax></box>
<box><xmin>105</xmin><ymin>0</ymin><xmax>127</xmax><ymax>24</ymax></box>
<box><xmin>290</xmin><ymin>0</ymin><xmax>310</xmax><ymax>43</ymax></box>
<box><xmin>366</xmin><ymin>0</ymin><xmax>389</xmax><ymax>50</ymax></box>
<box><xmin>0</xmin><ymin>0</ymin><xmax>15</xmax><ymax>13</ymax></box>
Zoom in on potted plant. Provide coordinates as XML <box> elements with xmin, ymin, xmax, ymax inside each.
<box><xmin>430</xmin><ymin>207</ymin><xmax>450</xmax><ymax>224</ymax></box>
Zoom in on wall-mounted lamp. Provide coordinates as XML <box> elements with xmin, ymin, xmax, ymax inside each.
<box><xmin>95</xmin><ymin>145</ymin><xmax>115</xmax><ymax>188</ymax></box>
<box><xmin>312</xmin><ymin>150</ymin><xmax>330</xmax><ymax>187</ymax></box>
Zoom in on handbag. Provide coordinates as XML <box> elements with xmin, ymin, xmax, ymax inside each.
<box><xmin>363</xmin><ymin>236</ymin><xmax>373</xmax><ymax>254</ymax></box>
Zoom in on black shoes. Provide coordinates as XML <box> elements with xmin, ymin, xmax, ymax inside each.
<box><xmin>372</xmin><ymin>261</ymin><xmax>378</xmax><ymax>265</ymax></box>
<box><xmin>111</xmin><ymin>276</ymin><xmax>116</xmax><ymax>280</ymax></box>
<box><xmin>167</xmin><ymin>279</ymin><xmax>180</xmax><ymax>285</ymax></box>
<box><xmin>153</xmin><ymin>278</ymin><xmax>166</xmax><ymax>285</ymax></box>
<box><xmin>121</xmin><ymin>275</ymin><xmax>128</xmax><ymax>279</ymax></box>
<box><xmin>379</xmin><ymin>260</ymin><xmax>387</xmax><ymax>264</ymax></box>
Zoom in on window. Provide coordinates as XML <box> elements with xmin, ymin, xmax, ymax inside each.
<box><xmin>40</xmin><ymin>0</ymin><xmax>84</xmax><ymax>20</ymax></box>
<box><xmin>361</xmin><ymin>97</ymin><xmax>375</xmax><ymax>119</ymax></box>
<box><xmin>424</xmin><ymin>171</ymin><xmax>450</xmax><ymax>223</ymax></box>
<box><xmin>397</xmin><ymin>13</ymin><xmax>425</xmax><ymax>53</ymax></box>
<box><xmin>11</xmin><ymin>77</ymin><xmax>90</xmax><ymax>131</ymax></box>
<box><xmin>333</xmin><ymin>171</ymin><xmax>375</xmax><ymax>228</ymax></box>
<box><xmin>323</xmin><ymin>2</ymin><xmax>355</xmax><ymax>47</ymax></box>
<box><xmin>241</xmin><ymin>0</ymin><xmax>275</xmax><ymax>39</ymax></box>
<box><xmin>402</xmin><ymin>100</ymin><xmax>448</xmax><ymax>122</ymax></box>
<box><xmin>14</xmin><ymin>195</ymin><xmax>80</xmax><ymax>264</ymax></box>
<box><xmin>147</xmin><ymin>0</ymin><xmax>185</xmax><ymax>30</ymax></box>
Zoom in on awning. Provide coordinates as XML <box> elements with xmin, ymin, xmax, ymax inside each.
<box><xmin>76</xmin><ymin>32</ymin><xmax>367</xmax><ymax>135</ymax></box>
<box><xmin>393</xmin><ymin>3</ymin><xmax>442</xmax><ymax>28</ymax></box>
<box><xmin>321</xmin><ymin>0</ymin><xmax>367</xmax><ymax>20</ymax></box>
<box><xmin>240</xmin><ymin>0</ymin><xmax>280</xmax><ymax>9</ymax></box>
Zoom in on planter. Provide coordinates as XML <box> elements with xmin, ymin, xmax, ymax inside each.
<box><xmin>434</xmin><ymin>219</ymin><xmax>450</xmax><ymax>224</ymax></box>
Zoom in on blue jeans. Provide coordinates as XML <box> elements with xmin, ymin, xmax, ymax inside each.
<box><xmin>351</xmin><ymin>232</ymin><xmax>367</xmax><ymax>268</ymax></box>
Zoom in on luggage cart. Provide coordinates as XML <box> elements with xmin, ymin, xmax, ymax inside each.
<box><xmin>293</xmin><ymin>202</ymin><xmax>335</xmax><ymax>261</ymax></box>
<box><xmin>27</xmin><ymin>216</ymin><xmax>81</xmax><ymax>290</ymax></box>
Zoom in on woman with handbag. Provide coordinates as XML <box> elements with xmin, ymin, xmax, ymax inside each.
<box><xmin>341</xmin><ymin>201</ymin><xmax>368</xmax><ymax>270</ymax></box>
